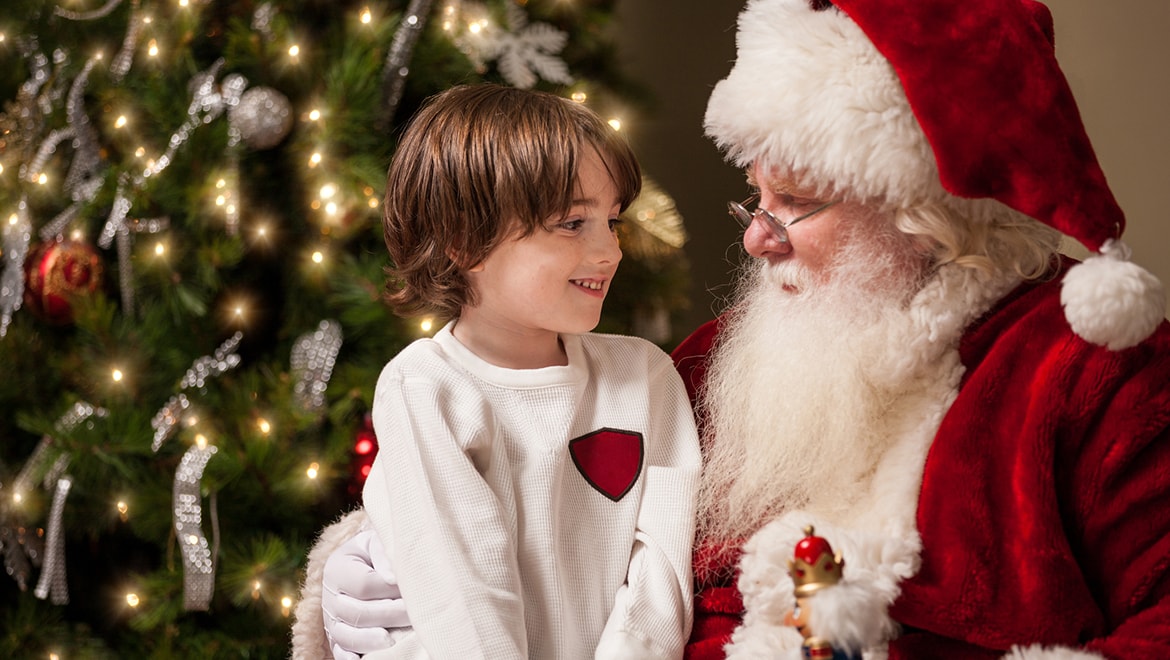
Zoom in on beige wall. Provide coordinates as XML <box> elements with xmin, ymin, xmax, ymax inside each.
<box><xmin>615</xmin><ymin>0</ymin><xmax>1170</xmax><ymax>335</ymax></box>
<box><xmin>1053</xmin><ymin>0</ymin><xmax>1170</xmax><ymax>317</ymax></box>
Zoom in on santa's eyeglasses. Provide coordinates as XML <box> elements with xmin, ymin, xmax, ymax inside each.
<box><xmin>727</xmin><ymin>193</ymin><xmax>838</xmax><ymax>252</ymax></box>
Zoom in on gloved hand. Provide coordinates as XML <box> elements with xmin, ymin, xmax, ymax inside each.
<box><xmin>322</xmin><ymin>525</ymin><xmax>411</xmax><ymax>660</ymax></box>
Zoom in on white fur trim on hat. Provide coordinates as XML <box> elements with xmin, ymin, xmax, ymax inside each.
<box><xmin>704</xmin><ymin>0</ymin><xmax>942</xmax><ymax>205</ymax></box>
<box><xmin>1061</xmin><ymin>239</ymin><xmax>1166</xmax><ymax>350</ymax></box>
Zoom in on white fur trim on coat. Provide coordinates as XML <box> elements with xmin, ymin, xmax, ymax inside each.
<box><xmin>290</xmin><ymin>508</ymin><xmax>369</xmax><ymax>660</ymax></box>
<box><xmin>1004</xmin><ymin>644</ymin><xmax>1106</xmax><ymax>660</ymax></box>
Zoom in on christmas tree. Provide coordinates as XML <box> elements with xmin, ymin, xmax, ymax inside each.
<box><xmin>0</xmin><ymin>0</ymin><xmax>690</xmax><ymax>656</ymax></box>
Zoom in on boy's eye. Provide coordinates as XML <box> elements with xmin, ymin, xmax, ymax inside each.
<box><xmin>558</xmin><ymin>219</ymin><xmax>585</xmax><ymax>231</ymax></box>
<box><xmin>608</xmin><ymin>218</ymin><xmax>623</xmax><ymax>232</ymax></box>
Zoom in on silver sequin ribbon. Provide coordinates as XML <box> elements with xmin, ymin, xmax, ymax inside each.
<box><xmin>291</xmin><ymin>320</ymin><xmax>343</xmax><ymax>413</ymax></box>
<box><xmin>380</xmin><ymin>0</ymin><xmax>434</xmax><ymax>125</ymax></box>
<box><xmin>151</xmin><ymin>332</ymin><xmax>243</xmax><ymax>452</ymax></box>
<box><xmin>173</xmin><ymin>443</ymin><xmax>218</xmax><ymax>611</ymax></box>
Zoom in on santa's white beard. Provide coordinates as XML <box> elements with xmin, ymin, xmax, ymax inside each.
<box><xmin>695</xmin><ymin>224</ymin><xmax>936</xmax><ymax>548</ymax></box>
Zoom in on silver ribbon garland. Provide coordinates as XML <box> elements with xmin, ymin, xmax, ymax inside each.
<box><xmin>53</xmin><ymin>0</ymin><xmax>124</xmax><ymax>20</ymax></box>
<box><xmin>291</xmin><ymin>320</ymin><xmax>343</xmax><ymax>413</ymax></box>
<box><xmin>35</xmin><ymin>55</ymin><xmax>105</xmax><ymax>243</ymax></box>
<box><xmin>2</xmin><ymin>402</ymin><xmax>106</xmax><ymax>598</ymax></box>
<box><xmin>99</xmin><ymin>61</ymin><xmax>246</xmax><ymax>313</ymax></box>
<box><xmin>380</xmin><ymin>0</ymin><xmax>434</xmax><ymax>126</ymax></box>
<box><xmin>33</xmin><ymin>477</ymin><xmax>72</xmax><ymax>605</ymax></box>
<box><xmin>0</xmin><ymin>199</ymin><xmax>32</xmax><ymax>337</ymax></box>
<box><xmin>4</xmin><ymin>54</ymin><xmax>103</xmax><ymax>337</ymax></box>
<box><xmin>108</xmin><ymin>0</ymin><xmax>143</xmax><ymax>82</ymax></box>
<box><xmin>151</xmin><ymin>332</ymin><xmax>243</xmax><ymax>452</ymax></box>
<box><xmin>174</xmin><ymin>443</ymin><xmax>218</xmax><ymax>611</ymax></box>
<box><xmin>148</xmin><ymin>334</ymin><xmax>240</xmax><ymax>610</ymax></box>
<box><xmin>251</xmin><ymin>3</ymin><xmax>277</xmax><ymax>41</ymax></box>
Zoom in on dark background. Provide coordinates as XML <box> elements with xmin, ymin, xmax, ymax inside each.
<box><xmin>615</xmin><ymin>1</ymin><xmax>745</xmax><ymax>337</ymax></box>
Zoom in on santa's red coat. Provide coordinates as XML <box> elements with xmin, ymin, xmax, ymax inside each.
<box><xmin>673</xmin><ymin>260</ymin><xmax>1170</xmax><ymax>659</ymax></box>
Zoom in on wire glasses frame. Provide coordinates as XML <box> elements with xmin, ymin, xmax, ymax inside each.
<box><xmin>727</xmin><ymin>193</ymin><xmax>838</xmax><ymax>249</ymax></box>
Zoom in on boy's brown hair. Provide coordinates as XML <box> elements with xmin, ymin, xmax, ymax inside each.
<box><xmin>381</xmin><ymin>83</ymin><xmax>642</xmax><ymax>319</ymax></box>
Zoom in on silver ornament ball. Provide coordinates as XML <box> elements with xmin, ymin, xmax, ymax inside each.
<box><xmin>229</xmin><ymin>86</ymin><xmax>293</xmax><ymax>150</ymax></box>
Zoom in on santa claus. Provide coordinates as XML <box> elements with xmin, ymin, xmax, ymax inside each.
<box><xmin>293</xmin><ymin>0</ymin><xmax>1170</xmax><ymax>658</ymax></box>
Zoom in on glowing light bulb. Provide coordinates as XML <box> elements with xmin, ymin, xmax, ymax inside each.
<box><xmin>420</xmin><ymin>318</ymin><xmax>433</xmax><ymax>332</ymax></box>
<box><xmin>115</xmin><ymin>115</ymin><xmax>128</xmax><ymax>128</ymax></box>
<box><xmin>311</xmin><ymin>251</ymin><xmax>324</xmax><ymax>264</ymax></box>
<box><xmin>37</xmin><ymin>173</ymin><xmax>48</xmax><ymax>185</ymax></box>
<box><xmin>307</xmin><ymin>462</ymin><xmax>320</xmax><ymax>479</ymax></box>
<box><xmin>361</xmin><ymin>8</ymin><xmax>372</xmax><ymax>23</ymax></box>
<box><xmin>112</xmin><ymin>369</ymin><xmax>124</xmax><ymax>382</ymax></box>
<box><xmin>309</xmin><ymin>152</ymin><xmax>322</xmax><ymax>167</ymax></box>
<box><xmin>195</xmin><ymin>434</ymin><xmax>208</xmax><ymax>449</ymax></box>
<box><xmin>147</xmin><ymin>39</ymin><xmax>159</xmax><ymax>57</ymax></box>
<box><xmin>320</xmin><ymin>184</ymin><xmax>336</xmax><ymax>199</ymax></box>
<box><xmin>368</xmin><ymin>197</ymin><xmax>379</xmax><ymax>208</ymax></box>
<box><xmin>571</xmin><ymin>92</ymin><xmax>587</xmax><ymax>103</ymax></box>
<box><xmin>607</xmin><ymin>118</ymin><xmax>622</xmax><ymax>131</ymax></box>
<box><xmin>216</xmin><ymin>178</ymin><xmax>226</xmax><ymax>189</ymax></box>
<box><xmin>258</xmin><ymin>419</ymin><xmax>271</xmax><ymax>434</ymax></box>
<box><xmin>216</xmin><ymin>195</ymin><xmax>226</xmax><ymax>206</ymax></box>
<box><xmin>288</xmin><ymin>44</ymin><xmax>300</xmax><ymax>57</ymax></box>
<box><xmin>117</xmin><ymin>500</ymin><xmax>129</xmax><ymax>518</ymax></box>
<box><xmin>309</xmin><ymin>109</ymin><xmax>321</xmax><ymax>121</ymax></box>
<box><xmin>126</xmin><ymin>593</ymin><xmax>140</xmax><ymax>607</ymax></box>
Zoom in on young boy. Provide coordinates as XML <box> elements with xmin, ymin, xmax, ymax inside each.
<box><xmin>341</xmin><ymin>84</ymin><xmax>700</xmax><ymax>659</ymax></box>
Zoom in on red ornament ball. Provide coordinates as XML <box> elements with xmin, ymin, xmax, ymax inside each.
<box><xmin>23</xmin><ymin>239</ymin><xmax>105</xmax><ymax>324</ymax></box>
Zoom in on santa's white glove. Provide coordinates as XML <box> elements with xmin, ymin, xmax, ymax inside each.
<box><xmin>322</xmin><ymin>526</ymin><xmax>410</xmax><ymax>660</ymax></box>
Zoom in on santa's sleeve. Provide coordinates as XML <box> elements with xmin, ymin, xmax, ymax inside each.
<box><xmin>1071</xmin><ymin>419</ymin><xmax>1170</xmax><ymax>660</ymax></box>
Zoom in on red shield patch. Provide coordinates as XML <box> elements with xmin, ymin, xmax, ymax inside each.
<box><xmin>569</xmin><ymin>428</ymin><xmax>644</xmax><ymax>502</ymax></box>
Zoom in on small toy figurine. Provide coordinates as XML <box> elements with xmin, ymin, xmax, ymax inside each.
<box><xmin>784</xmin><ymin>525</ymin><xmax>861</xmax><ymax>660</ymax></box>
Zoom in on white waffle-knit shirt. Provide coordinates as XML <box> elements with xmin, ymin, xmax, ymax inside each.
<box><xmin>363</xmin><ymin>322</ymin><xmax>700</xmax><ymax>659</ymax></box>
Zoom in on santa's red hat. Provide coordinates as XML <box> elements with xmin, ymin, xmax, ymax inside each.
<box><xmin>705</xmin><ymin>0</ymin><xmax>1164</xmax><ymax>350</ymax></box>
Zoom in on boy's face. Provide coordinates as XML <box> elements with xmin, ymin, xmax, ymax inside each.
<box><xmin>460</xmin><ymin>148</ymin><xmax>623</xmax><ymax>351</ymax></box>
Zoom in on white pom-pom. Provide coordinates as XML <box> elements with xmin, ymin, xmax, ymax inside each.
<box><xmin>1060</xmin><ymin>240</ymin><xmax>1165</xmax><ymax>350</ymax></box>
